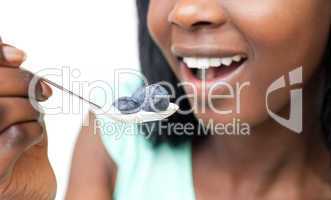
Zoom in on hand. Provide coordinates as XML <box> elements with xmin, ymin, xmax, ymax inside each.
<box><xmin>0</xmin><ymin>43</ymin><xmax>56</xmax><ymax>200</ymax></box>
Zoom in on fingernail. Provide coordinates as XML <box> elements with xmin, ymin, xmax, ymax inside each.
<box><xmin>2</xmin><ymin>46</ymin><xmax>26</xmax><ymax>62</ymax></box>
<box><xmin>40</xmin><ymin>81</ymin><xmax>52</xmax><ymax>99</ymax></box>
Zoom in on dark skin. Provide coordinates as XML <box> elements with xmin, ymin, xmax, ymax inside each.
<box><xmin>1</xmin><ymin>0</ymin><xmax>331</xmax><ymax>199</ymax></box>
<box><xmin>0</xmin><ymin>44</ymin><xmax>56</xmax><ymax>199</ymax></box>
<box><xmin>65</xmin><ymin>112</ymin><xmax>115</xmax><ymax>200</ymax></box>
<box><xmin>146</xmin><ymin>0</ymin><xmax>331</xmax><ymax>199</ymax></box>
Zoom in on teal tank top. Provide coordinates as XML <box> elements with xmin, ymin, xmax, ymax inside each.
<box><xmin>92</xmin><ymin>78</ymin><xmax>196</xmax><ymax>200</ymax></box>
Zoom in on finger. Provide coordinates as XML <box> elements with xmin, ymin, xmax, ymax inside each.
<box><xmin>0</xmin><ymin>44</ymin><xmax>26</xmax><ymax>67</ymax></box>
<box><xmin>0</xmin><ymin>98</ymin><xmax>41</xmax><ymax>133</ymax></box>
<box><xmin>0</xmin><ymin>68</ymin><xmax>52</xmax><ymax>101</ymax></box>
<box><xmin>0</xmin><ymin>121</ymin><xmax>43</xmax><ymax>180</ymax></box>
<box><xmin>20</xmin><ymin>69</ymin><xmax>53</xmax><ymax>101</ymax></box>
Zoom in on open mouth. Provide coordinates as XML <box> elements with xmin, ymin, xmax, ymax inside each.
<box><xmin>178</xmin><ymin>55</ymin><xmax>247</xmax><ymax>81</ymax></box>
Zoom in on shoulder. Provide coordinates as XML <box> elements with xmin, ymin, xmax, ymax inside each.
<box><xmin>66</xmin><ymin>111</ymin><xmax>115</xmax><ymax>199</ymax></box>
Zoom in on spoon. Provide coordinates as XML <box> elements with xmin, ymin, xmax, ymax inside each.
<box><xmin>39</xmin><ymin>75</ymin><xmax>179</xmax><ymax>123</ymax></box>
<box><xmin>0</xmin><ymin>36</ymin><xmax>179</xmax><ymax>123</ymax></box>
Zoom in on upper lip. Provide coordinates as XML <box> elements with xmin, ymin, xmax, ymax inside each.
<box><xmin>171</xmin><ymin>44</ymin><xmax>248</xmax><ymax>59</ymax></box>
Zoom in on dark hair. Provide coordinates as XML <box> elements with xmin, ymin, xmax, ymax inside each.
<box><xmin>136</xmin><ymin>0</ymin><xmax>331</xmax><ymax>148</ymax></box>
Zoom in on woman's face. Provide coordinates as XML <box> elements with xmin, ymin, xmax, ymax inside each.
<box><xmin>147</xmin><ymin>0</ymin><xmax>331</xmax><ymax>129</ymax></box>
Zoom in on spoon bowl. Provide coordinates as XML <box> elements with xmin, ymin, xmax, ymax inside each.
<box><xmin>90</xmin><ymin>103</ymin><xmax>179</xmax><ymax>123</ymax></box>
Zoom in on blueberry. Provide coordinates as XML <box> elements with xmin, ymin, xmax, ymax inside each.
<box><xmin>132</xmin><ymin>84</ymin><xmax>170</xmax><ymax>112</ymax></box>
<box><xmin>112</xmin><ymin>96</ymin><xmax>140</xmax><ymax>114</ymax></box>
<box><xmin>131</xmin><ymin>86</ymin><xmax>145</xmax><ymax>105</ymax></box>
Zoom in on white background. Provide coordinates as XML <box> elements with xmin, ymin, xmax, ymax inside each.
<box><xmin>0</xmin><ymin>1</ymin><xmax>138</xmax><ymax>199</ymax></box>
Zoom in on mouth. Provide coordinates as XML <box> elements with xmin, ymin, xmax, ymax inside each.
<box><xmin>172</xmin><ymin>45</ymin><xmax>249</xmax><ymax>98</ymax></box>
<box><xmin>177</xmin><ymin>54</ymin><xmax>248</xmax><ymax>84</ymax></box>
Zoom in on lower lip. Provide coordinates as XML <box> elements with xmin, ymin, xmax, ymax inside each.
<box><xmin>179</xmin><ymin>60</ymin><xmax>247</xmax><ymax>96</ymax></box>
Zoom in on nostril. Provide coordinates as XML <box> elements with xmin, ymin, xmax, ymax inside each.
<box><xmin>192</xmin><ymin>21</ymin><xmax>213</xmax><ymax>28</ymax></box>
<box><xmin>168</xmin><ymin>2</ymin><xmax>227</xmax><ymax>31</ymax></box>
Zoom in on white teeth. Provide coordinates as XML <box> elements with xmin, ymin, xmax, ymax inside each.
<box><xmin>183</xmin><ymin>57</ymin><xmax>197</xmax><ymax>68</ymax></box>
<box><xmin>232</xmin><ymin>55</ymin><xmax>242</xmax><ymax>62</ymax></box>
<box><xmin>221</xmin><ymin>57</ymin><xmax>233</xmax><ymax>66</ymax></box>
<box><xmin>198</xmin><ymin>58</ymin><xmax>209</xmax><ymax>69</ymax></box>
<box><xmin>209</xmin><ymin>58</ymin><xmax>222</xmax><ymax>67</ymax></box>
<box><xmin>182</xmin><ymin>55</ymin><xmax>245</xmax><ymax>69</ymax></box>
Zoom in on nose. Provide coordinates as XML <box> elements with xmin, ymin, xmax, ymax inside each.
<box><xmin>168</xmin><ymin>0</ymin><xmax>227</xmax><ymax>31</ymax></box>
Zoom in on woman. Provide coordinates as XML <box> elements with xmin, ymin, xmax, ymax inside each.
<box><xmin>0</xmin><ymin>0</ymin><xmax>330</xmax><ymax>199</ymax></box>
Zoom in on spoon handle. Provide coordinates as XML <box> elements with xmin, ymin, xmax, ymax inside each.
<box><xmin>0</xmin><ymin>36</ymin><xmax>102</xmax><ymax>109</ymax></box>
<box><xmin>35</xmin><ymin>74</ymin><xmax>102</xmax><ymax>109</ymax></box>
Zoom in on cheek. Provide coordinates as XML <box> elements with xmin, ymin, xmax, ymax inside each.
<box><xmin>147</xmin><ymin>1</ymin><xmax>182</xmax><ymax>79</ymax></box>
<box><xmin>230</xmin><ymin>0</ymin><xmax>330</xmax><ymax>105</ymax></box>
<box><xmin>232</xmin><ymin>0</ymin><xmax>328</xmax><ymax>44</ymax></box>
<box><xmin>147</xmin><ymin>1</ymin><xmax>173</xmax><ymax>51</ymax></box>
<box><xmin>231</xmin><ymin>0</ymin><xmax>330</xmax><ymax>76</ymax></box>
